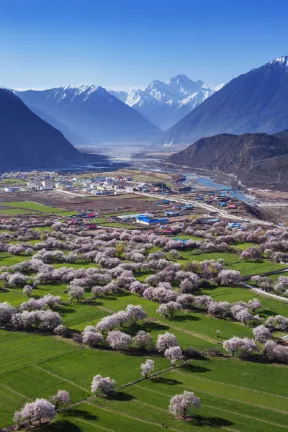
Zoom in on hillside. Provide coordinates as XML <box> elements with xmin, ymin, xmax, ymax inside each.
<box><xmin>168</xmin><ymin>132</ymin><xmax>288</xmax><ymax>189</ymax></box>
<box><xmin>163</xmin><ymin>56</ymin><xmax>288</xmax><ymax>145</ymax></box>
<box><xmin>16</xmin><ymin>85</ymin><xmax>161</xmax><ymax>145</ymax></box>
<box><xmin>0</xmin><ymin>88</ymin><xmax>82</xmax><ymax>170</ymax></box>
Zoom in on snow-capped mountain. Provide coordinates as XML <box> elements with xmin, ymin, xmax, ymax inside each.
<box><xmin>109</xmin><ymin>75</ymin><xmax>214</xmax><ymax>130</ymax></box>
<box><xmin>162</xmin><ymin>55</ymin><xmax>288</xmax><ymax>146</ymax></box>
<box><xmin>16</xmin><ymin>85</ymin><xmax>161</xmax><ymax>145</ymax></box>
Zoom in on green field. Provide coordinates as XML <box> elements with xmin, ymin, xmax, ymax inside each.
<box><xmin>0</xmin><ymin>220</ymin><xmax>288</xmax><ymax>431</ymax></box>
<box><xmin>0</xmin><ymin>201</ymin><xmax>71</xmax><ymax>215</ymax></box>
<box><xmin>1</xmin><ymin>272</ymin><xmax>287</xmax><ymax>431</ymax></box>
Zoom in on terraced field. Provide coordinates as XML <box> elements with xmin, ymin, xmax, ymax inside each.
<box><xmin>0</xmin><ymin>222</ymin><xmax>287</xmax><ymax>431</ymax></box>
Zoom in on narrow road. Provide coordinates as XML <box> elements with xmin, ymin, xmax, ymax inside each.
<box><xmin>240</xmin><ymin>282</ymin><xmax>288</xmax><ymax>302</ymax></box>
<box><xmin>133</xmin><ymin>191</ymin><xmax>273</xmax><ymax>226</ymax></box>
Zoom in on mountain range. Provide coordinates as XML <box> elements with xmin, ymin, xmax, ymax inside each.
<box><xmin>168</xmin><ymin>131</ymin><xmax>288</xmax><ymax>189</ymax></box>
<box><xmin>16</xmin><ymin>86</ymin><xmax>161</xmax><ymax>146</ymax></box>
<box><xmin>110</xmin><ymin>75</ymin><xmax>214</xmax><ymax>130</ymax></box>
<box><xmin>0</xmin><ymin>89</ymin><xmax>82</xmax><ymax>171</ymax></box>
<box><xmin>162</xmin><ymin>56</ymin><xmax>288</xmax><ymax>146</ymax></box>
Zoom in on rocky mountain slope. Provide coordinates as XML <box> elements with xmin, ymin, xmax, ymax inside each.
<box><xmin>16</xmin><ymin>85</ymin><xmax>160</xmax><ymax>145</ymax></box>
<box><xmin>0</xmin><ymin>88</ymin><xmax>82</xmax><ymax>171</ymax></box>
<box><xmin>163</xmin><ymin>56</ymin><xmax>288</xmax><ymax>145</ymax></box>
<box><xmin>110</xmin><ymin>75</ymin><xmax>214</xmax><ymax>130</ymax></box>
<box><xmin>168</xmin><ymin>131</ymin><xmax>288</xmax><ymax>189</ymax></box>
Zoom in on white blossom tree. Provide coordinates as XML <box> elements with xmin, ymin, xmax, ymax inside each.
<box><xmin>0</xmin><ymin>302</ymin><xmax>16</xmax><ymax>326</ymax></box>
<box><xmin>133</xmin><ymin>330</ymin><xmax>153</xmax><ymax>350</ymax></box>
<box><xmin>13</xmin><ymin>398</ymin><xmax>56</xmax><ymax>427</ymax></box>
<box><xmin>82</xmin><ymin>326</ymin><xmax>105</xmax><ymax>347</ymax></box>
<box><xmin>164</xmin><ymin>346</ymin><xmax>183</xmax><ymax>365</ymax></box>
<box><xmin>169</xmin><ymin>391</ymin><xmax>201</xmax><ymax>419</ymax></box>
<box><xmin>23</xmin><ymin>285</ymin><xmax>33</xmax><ymax>297</ymax></box>
<box><xmin>91</xmin><ymin>374</ymin><xmax>116</xmax><ymax>395</ymax></box>
<box><xmin>51</xmin><ymin>390</ymin><xmax>70</xmax><ymax>409</ymax></box>
<box><xmin>126</xmin><ymin>304</ymin><xmax>147</xmax><ymax>324</ymax></box>
<box><xmin>266</xmin><ymin>315</ymin><xmax>288</xmax><ymax>331</ymax></box>
<box><xmin>107</xmin><ymin>330</ymin><xmax>131</xmax><ymax>350</ymax></box>
<box><xmin>218</xmin><ymin>269</ymin><xmax>241</xmax><ymax>286</ymax></box>
<box><xmin>157</xmin><ymin>332</ymin><xmax>178</xmax><ymax>352</ymax></box>
<box><xmin>223</xmin><ymin>336</ymin><xmax>258</xmax><ymax>356</ymax></box>
<box><xmin>140</xmin><ymin>359</ymin><xmax>155</xmax><ymax>377</ymax></box>
<box><xmin>68</xmin><ymin>285</ymin><xmax>85</xmax><ymax>302</ymax></box>
<box><xmin>252</xmin><ymin>325</ymin><xmax>272</xmax><ymax>343</ymax></box>
<box><xmin>157</xmin><ymin>302</ymin><xmax>182</xmax><ymax>319</ymax></box>
<box><xmin>248</xmin><ymin>299</ymin><xmax>262</xmax><ymax>312</ymax></box>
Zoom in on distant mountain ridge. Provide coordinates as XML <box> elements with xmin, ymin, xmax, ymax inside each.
<box><xmin>110</xmin><ymin>74</ymin><xmax>214</xmax><ymax>130</ymax></box>
<box><xmin>16</xmin><ymin>85</ymin><xmax>161</xmax><ymax>146</ymax></box>
<box><xmin>168</xmin><ymin>131</ymin><xmax>288</xmax><ymax>189</ymax></box>
<box><xmin>0</xmin><ymin>88</ymin><xmax>82</xmax><ymax>171</ymax></box>
<box><xmin>162</xmin><ymin>56</ymin><xmax>288</xmax><ymax>146</ymax></box>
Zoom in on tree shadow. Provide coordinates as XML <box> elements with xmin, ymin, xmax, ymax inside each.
<box><xmin>172</xmin><ymin>314</ymin><xmax>200</xmax><ymax>323</ymax></box>
<box><xmin>144</xmin><ymin>322</ymin><xmax>169</xmax><ymax>332</ymax></box>
<box><xmin>67</xmin><ymin>408</ymin><xmax>98</xmax><ymax>421</ymax></box>
<box><xmin>36</xmin><ymin>420</ymin><xmax>83</xmax><ymax>431</ymax></box>
<box><xmin>181</xmin><ymin>363</ymin><xmax>211</xmax><ymax>373</ymax></box>
<box><xmin>152</xmin><ymin>377</ymin><xmax>181</xmax><ymax>385</ymax></box>
<box><xmin>260</xmin><ymin>309</ymin><xmax>275</xmax><ymax>317</ymax></box>
<box><xmin>56</xmin><ymin>306</ymin><xmax>76</xmax><ymax>315</ymax></box>
<box><xmin>108</xmin><ymin>391</ymin><xmax>135</xmax><ymax>401</ymax></box>
<box><xmin>99</xmin><ymin>295</ymin><xmax>118</xmax><ymax>301</ymax></box>
<box><xmin>188</xmin><ymin>414</ymin><xmax>233</xmax><ymax>428</ymax></box>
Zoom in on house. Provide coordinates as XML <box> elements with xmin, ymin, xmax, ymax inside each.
<box><xmin>197</xmin><ymin>217</ymin><xmax>221</xmax><ymax>224</ymax></box>
<box><xmin>118</xmin><ymin>213</ymin><xmax>153</xmax><ymax>222</ymax></box>
<box><xmin>227</xmin><ymin>204</ymin><xmax>237</xmax><ymax>209</ymax></box>
<box><xmin>137</xmin><ymin>216</ymin><xmax>168</xmax><ymax>225</ymax></box>
<box><xmin>164</xmin><ymin>211</ymin><xmax>181</xmax><ymax>217</ymax></box>
<box><xmin>41</xmin><ymin>180</ymin><xmax>54</xmax><ymax>190</ymax></box>
<box><xmin>219</xmin><ymin>191</ymin><xmax>228</xmax><ymax>197</ymax></box>
<box><xmin>4</xmin><ymin>187</ymin><xmax>21</xmax><ymax>193</ymax></box>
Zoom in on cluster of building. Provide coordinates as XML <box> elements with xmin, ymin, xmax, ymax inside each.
<box><xmin>0</xmin><ymin>171</ymin><xmax>173</xmax><ymax>197</ymax></box>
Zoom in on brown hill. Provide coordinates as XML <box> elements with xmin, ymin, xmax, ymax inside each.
<box><xmin>168</xmin><ymin>132</ymin><xmax>288</xmax><ymax>189</ymax></box>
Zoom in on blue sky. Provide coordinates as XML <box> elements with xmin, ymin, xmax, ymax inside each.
<box><xmin>1</xmin><ymin>0</ymin><xmax>288</xmax><ymax>90</ymax></box>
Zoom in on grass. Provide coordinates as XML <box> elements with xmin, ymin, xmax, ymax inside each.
<box><xmin>0</xmin><ymin>208</ymin><xmax>35</xmax><ymax>215</ymax></box>
<box><xmin>0</xmin><ymin>201</ymin><xmax>66</xmax><ymax>214</ymax></box>
<box><xmin>0</xmin><ymin>225</ymin><xmax>288</xmax><ymax>431</ymax></box>
<box><xmin>201</xmin><ymin>285</ymin><xmax>288</xmax><ymax>317</ymax></box>
<box><xmin>229</xmin><ymin>260</ymin><xmax>287</xmax><ymax>276</ymax></box>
